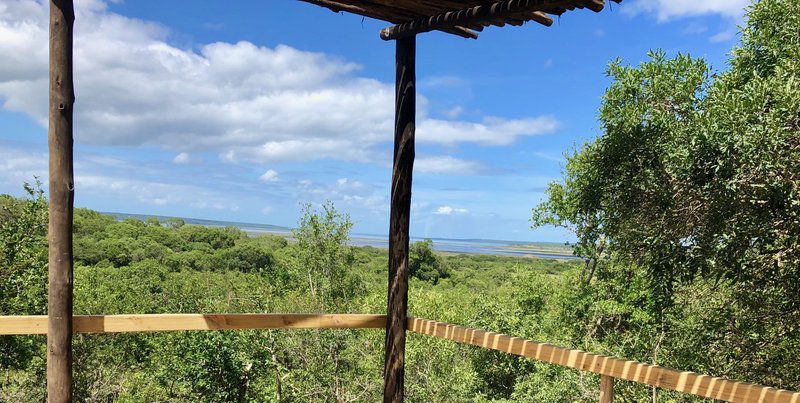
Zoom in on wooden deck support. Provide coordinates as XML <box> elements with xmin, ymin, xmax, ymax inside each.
<box><xmin>47</xmin><ymin>1</ymin><xmax>75</xmax><ymax>402</ymax></box>
<box><xmin>600</xmin><ymin>374</ymin><xmax>614</xmax><ymax>403</ymax></box>
<box><xmin>383</xmin><ymin>35</ymin><xmax>416</xmax><ymax>403</ymax></box>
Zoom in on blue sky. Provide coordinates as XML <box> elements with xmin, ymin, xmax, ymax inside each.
<box><xmin>0</xmin><ymin>0</ymin><xmax>749</xmax><ymax>241</ymax></box>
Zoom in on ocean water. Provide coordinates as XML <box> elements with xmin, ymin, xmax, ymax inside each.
<box><xmin>107</xmin><ymin>212</ymin><xmax>578</xmax><ymax>260</ymax></box>
<box><xmin>347</xmin><ymin>235</ymin><xmax>578</xmax><ymax>259</ymax></box>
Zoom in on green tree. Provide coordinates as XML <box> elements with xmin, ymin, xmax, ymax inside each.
<box><xmin>292</xmin><ymin>201</ymin><xmax>359</xmax><ymax>309</ymax></box>
<box><xmin>409</xmin><ymin>239</ymin><xmax>450</xmax><ymax>284</ymax></box>
<box><xmin>0</xmin><ymin>182</ymin><xmax>48</xmax><ymax>316</ymax></box>
<box><xmin>0</xmin><ymin>183</ymin><xmax>48</xmax><ymax>392</ymax></box>
<box><xmin>533</xmin><ymin>0</ymin><xmax>800</xmax><ymax>391</ymax></box>
<box><xmin>178</xmin><ymin>225</ymin><xmax>244</xmax><ymax>250</ymax></box>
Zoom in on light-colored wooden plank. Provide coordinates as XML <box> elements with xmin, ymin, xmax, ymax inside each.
<box><xmin>600</xmin><ymin>374</ymin><xmax>614</xmax><ymax>403</ymax></box>
<box><xmin>407</xmin><ymin>317</ymin><xmax>800</xmax><ymax>403</ymax></box>
<box><xmin>0</xmin><ymin>315</ymin><xmax>49</xmax><ymax>335</ymax></box>
<box><xmin>0</xmin><ymin>314</ymin><xmax>386</xmax><ymax>335</ymax></box>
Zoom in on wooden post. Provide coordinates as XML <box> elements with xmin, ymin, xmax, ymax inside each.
<box><xmin>383</xmin><ymin>34</ymin><xmax>416</xmax><ymax>403</ymax></box>
<box><xmin>600</xmin><ymin>375</ymin><xmax>614</xmax><ymax>403</ymax></box>
<box><xmin>47</xmin><ymin>1</ymin><xmax>75</xmax><ymax>402</ymax></box>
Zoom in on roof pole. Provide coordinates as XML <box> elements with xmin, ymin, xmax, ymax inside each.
<box><xmin>47</xmin><ymin>1</ymin><xmax>75</xmax><ymax>402</ymax></box>
<box><xmin>384</xmin><ymin>34</ymin><xmax>415</xmax><ymax>403</ymax></box>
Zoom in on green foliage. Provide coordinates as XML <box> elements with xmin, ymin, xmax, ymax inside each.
<box><xmin>409</xmin><ymin>239</ymin><xmax>450</xmax><ymax>283</ymax></box>
<box><xmin>533</xmin><ymin>0</ymin><xmax>800</xmax><ymax>392</ymax></box>
<box><xmin>4</xmin><ymin>3</ymin><xmax>799</xmax><ymax>397</ymax></box>
<box><xmin>0</xmin><ymin>181</ymin><xmax>48</xmax><ymax>316</ymax></box>
<box><xmin>1</xmin><ymin>183</ymin><xmax>594</xmax><ymax>401</ymax></box>
<box><xmin>292</xmin><ymin>202</ymin><xmax>360</xmax><ymax>309</ymax></box>
<box><xmin>177</xmin><ymin>225</ymin><xmax>245</xmax><ymax>250</ymax></box>
<box><xmin>0</xmin><ymin>182</ymin><xmax>48</xmax><ymax>375</ymax></box>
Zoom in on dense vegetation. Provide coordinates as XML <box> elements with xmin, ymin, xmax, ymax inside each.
<box><xmin>533</xmin><ymin>0</ymin><xmax>800</xmax><ymax>394</ymax></box>
<box><xmin>2</xmin><ymin>0</ymin><xmax>799</xmax><ymax>401</ymax></box>
<box><xmin>1</xmin><ymin>185</ymin><xmax>585</xmax><ymax>402</ymax></box>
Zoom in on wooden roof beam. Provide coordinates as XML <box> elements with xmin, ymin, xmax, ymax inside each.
<box><xmin>379</xmin><ymin>0</ymin><xmax>618</xmax><ymax>40</ymax></box>
<box><xmin>300</xmin><ymin>0</ymin><xmax>478</xmax><ymax>38</ymax></box>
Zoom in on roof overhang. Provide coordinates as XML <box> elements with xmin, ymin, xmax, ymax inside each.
<box><xmin>301</xmin><ymin>0</ymin><xmax>622</xmax><ymax>39</ymax></box>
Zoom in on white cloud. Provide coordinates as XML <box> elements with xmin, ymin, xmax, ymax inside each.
<box><xmin>533</xmin><ymin>151</ymin><xmax>563</xmax><ymax>163</ymax></box>
<box><xmin>74</xmin><ymin>173</ymin><xmax>236</xmax><ymax>209</ymax></box>
<box><xmin>294</xmin><ymin>177</ymin><xmax>386</xmax><ymax>214</ymax></box>
<box><xmin>419</xmin><ymin>75</ymin><xmax>467</xmax><ymax>88</ymax></box>
<box><xmin>0</xmin><ymin>146</ymin><xmax>47</xmax><ymax>186</ymax></box>
<box><xmin>336</xmin><ymin>177</ymin><xmax>363</xmax><ymax>190</ymax></box>
<box><xmin>224</xmin><ymin>138</ymin><xmax>375</xmax><ymax>164</ymax></box>
<box><xmin>0</xmin><ymin>0</ymin><xmax>559</xmax><ymax>165</ymax></box>
<box><xmin>434</xmin><ymin>205</ymin><xmax>468</xmax><ymax>215</ymax></box>
<box><xmin>435</xmin><ymin>206</ymin><xmax>453</xmax><ymax>215</ymax></box>
<box><xmin>415</xmin><ymin>156</ymin><xmax>482</xmax><ymax>175</ymax></box>
<box><xmin>173</xmin><ymin>152</ymin><xmax>190</xmax><ymax>164</ymax></box>
<box><xmin>709</xmin><ymin>28</ymin><xmax>736</xmax><ymax>43</ymax></box>
<box><xmin>259</xmin><ymin>169</ymin><xmax>279</xmax><ymax>182</ymax></box>
<box><xmin>625</xmin><ymin>0</ymin><xmax>750</xmax><ymax>21</ymax></box>
<box><xmin>417</xmin><ymin>116</ymin><xmax>558</xmax><ymax>146</ymax></box>
<box><xmin>0</xmin><ymin>142</ymin><xmax>241</xmax><ymax>211</ymax></box>
<box><xmin>443</xmin><ymin>106</ymin><xmax>463</xmax><ymax>119</ymax></box>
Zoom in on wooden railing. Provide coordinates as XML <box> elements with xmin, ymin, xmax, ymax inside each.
<box><xmin>1</xmin><ymin>314</ymin><xmax>798</xmax><ymax>402</ymax></box>
<box><xmin>407</xmin><ymin>317</ymin><xmax>800</xmax><ymax>403</ymax></box>
<box><xmin>0</xmin><ymin>313</ymin><xmax>386</xmax><ymax>335</ymax></box>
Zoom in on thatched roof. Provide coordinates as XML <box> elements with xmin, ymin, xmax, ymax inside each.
<box><xmin>301</xmin><ymin>0</ymin><xmax>622</xmax><ymax>39</ymax></box>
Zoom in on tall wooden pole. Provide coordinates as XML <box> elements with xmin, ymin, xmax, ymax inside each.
<box><xmin>383</xmin><ymin>35</ymin><xmax>415</xmax><ymax>403</ymax></box>
<box><xmin>47</xmin><ymin>1</ymin><xmax>75</xmax><ymax>402</ymax></box>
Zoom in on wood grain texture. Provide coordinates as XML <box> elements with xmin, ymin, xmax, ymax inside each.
<box><xmin>379</xmin><ymin>0</ymin><xmax>612</xmax><ymax>40</ymax></box>
<box><xmin>0</xmin><ymin>314</ymin><xmax>387</xmax><ymax>335</ymax></box>
<box><xmin>407</xmin><ymin>317</ymin><xmax>800</xmax><ymax>403</ymax></box>
<box><xmin>299</xmin><ymin>0</ymin><xmax>620</xmax><ymax>39</ymax></box>
<box><xmin>384</xmin><ymin>35</ymin><xmax>416</xmax><ymax>403</ymax></box>
<box><xmin>600</xmin><ymin>374</ymin><xmax>614</xmax><ymax>403</ymax></box>
<box><xmin>47</xmin><ymin>1</ymin><xmax>75</xmax><ymax>401</ymax></box>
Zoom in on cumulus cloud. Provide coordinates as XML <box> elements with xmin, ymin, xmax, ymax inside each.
<box><xmin>417</xmin><ymin>116</ymin><xmax>558</xmax><ymax>146</ymax></box>
<box><xmin>294</xmin><ymin>177</ymin><xmax>385</xmax><ymax>214</ymax></box>
<box><xmin>415</xmin><ymin>156</ymin><xmax>482</xmax><ymax>175</ymax></box>
<box><xmin>0</xmin><ymin>143</ymin><xmax>239</xmax><ymax>210</ymax></box>
<box><xmin>173</xmin><ymin>152</ymin><xmax>190</xmax><ymax>164</ymax></box>
<box><xmin>434</xmin><ymin>205</ymin><xmax>468</xmax><ymax>215</ymax></box>
<box><xmin>259</xmin><ymin>169</ymin><xmax>279</xmax><ymax>182</ymax></box>
<box><xmin>0</xmin><ymin>146</ymin><xmax>47</xmax><ymax>186</ymax></box>
<box><xmin>442</xmin><ymin>106</ymin><xmax>463</xmax><ymax>119</ymax></box>
<box><xmin>0</xmin><ymin>0</ymin><xmax>559</xmax><ymax>166</ymax></box>
<box><xmin>78</xmin><ymin>173</ymin><xmax>237</xmax><ymax>211</ymax></box>
<box><xmin>626</xmin><ymin>0</ymin><xmax>750</xmax><ymax>21</ymax></box>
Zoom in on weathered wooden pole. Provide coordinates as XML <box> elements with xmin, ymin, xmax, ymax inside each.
<box><xmin>47</xmin><ymin>0</ymin><xmax>75</xmax><ymax>402</ymax></box>
<box><xmin>600</xmin><ymin>375</ymin><xmax>614</xmax><ymax>403</ymax></box>
<box><xmin>383</xmin><ymin>34</ymin><xmax>416</xmax><ymax>403</ymax></box>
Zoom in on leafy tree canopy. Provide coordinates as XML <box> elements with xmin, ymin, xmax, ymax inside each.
<box><xmin>533</xmin><ymin>0</ymin><xmax>800</xmax><ymax>389</ymax></box>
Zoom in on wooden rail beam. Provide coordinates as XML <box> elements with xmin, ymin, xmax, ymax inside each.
<box><xmin>47</xmin><ymin>1</ymin><xmax>75</xmax><ymax>402</ymax></box>
<box><xmin>407</xmin><ymin>317</ymin><xmax>800</xmax><ymax>403</ymax></box>
<box><xmin>0</xmin><ymin>314</ymin><xmax>387</xmax><ymax>335</ymax></box>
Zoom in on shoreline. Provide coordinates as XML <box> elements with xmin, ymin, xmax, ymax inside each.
<box><xmin>107</xmin><ymin>211</ymin><xmax>579</xmax><ymax>260</ymax></box>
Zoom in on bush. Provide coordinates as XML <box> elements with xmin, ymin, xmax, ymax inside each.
<box><xmin>410</xmin><ymin>239</ymin><xmax>450</xmax><ymax>284</ymax></box>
